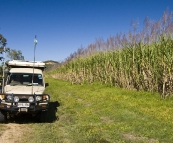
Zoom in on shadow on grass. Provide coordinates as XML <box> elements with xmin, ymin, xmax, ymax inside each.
<box><xmin>46</xmin><ymin>101</ymin><xmax>60</xmax><ymax>122</ymax></box>
<box><xmin>7</xmin><ymin>101</ymin><xmax>60</xmax><ymax>124</ymax></box>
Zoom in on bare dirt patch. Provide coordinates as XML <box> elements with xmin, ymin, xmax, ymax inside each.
<box><xmin>0</xmin><ymin>123</ymin><xmax>29</xmax><ymax>143</ymax></box>
<box><xmin>100</xmin><ymin>116</ymin><xmax>114</xmax><ymax>123</ymax></box>
<box><xmin>123</xmin><ymin>133</ymin><xmax>158</xmax><ymax>143</ymax></box>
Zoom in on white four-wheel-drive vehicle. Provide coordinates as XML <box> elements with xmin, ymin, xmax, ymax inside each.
<box><xmin>0</xmin><ymin>60</ymin><xmax>50</xmax><ymax>122</ymax></box>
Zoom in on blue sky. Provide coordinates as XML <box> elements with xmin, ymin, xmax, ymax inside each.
<box><xmin>0</xmin><ymin>0</ymin><xmax>173</xmax><ymax>62</ymax></box>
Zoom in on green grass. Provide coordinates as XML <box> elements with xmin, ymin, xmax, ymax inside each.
<box><xmin>23</xmin><ymin>78</ymin><xmax>173</xmax><ymax>143</ymax></box>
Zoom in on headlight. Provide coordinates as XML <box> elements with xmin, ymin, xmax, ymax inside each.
<box><xmin>7</xmin><ymin>95</ymin><xmax>13</xmax><ymax>101</ymax></box>
<box><xmin>14</xmin><ymin>96</ymin><xmax>19</xmax><ymax>102</ymax></box>
<box><xmin>28</xmin><ymin>96</ymin><xmax>34</xmax><ymax>102</ymax></box>
<box><xmin>36</xmin><ymin>96</ymin><xmax>42</xmax><ymax>101</ymax></box>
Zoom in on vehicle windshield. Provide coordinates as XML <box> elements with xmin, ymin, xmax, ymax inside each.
<box><xmin>7</xmin><ymin>73</ymin><xmax>43</xmax><ymax>86</ymax></box>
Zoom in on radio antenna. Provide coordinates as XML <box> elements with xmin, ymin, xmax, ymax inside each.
<box><xmin>34</xmin><ymin>35</ymin><xmax>38</xmax><ymax>62</ymax></box>
<box><xmin>32</xmin><ymin>35</ymin><xmax>38</xmax><ymax>94</ymax></box>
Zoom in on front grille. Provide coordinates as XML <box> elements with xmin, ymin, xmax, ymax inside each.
<box><xmin>19</xmin><ymin>98</ymin><xmax>28</xmax><ymax>102</ymax></box>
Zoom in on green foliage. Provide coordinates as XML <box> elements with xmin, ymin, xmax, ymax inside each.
<box><xmin>0</xmin><ymin>34</ymin><xmax>7</xmax><ymax>45</ymax></box>
<box><xmin>22</xmin><ymin>79</ymin><xmax>173</xmax><ymax>142</ymax></box>
<box><xmin>0</xmin><ymin>34</ymin><xmax>7</xmax><ymax>80</ymax></box>
<box><xmin>46</xmin><ymin>36</ymin><xmax>173</xmax><ymax>97</ymax></box>
<box><xmin>0</xmin><ymin>34</ymin><xmax>7</xmax><ymax>55</ymax></box>
<box><xmin>46</xmin><ymin>9</ymin><xmax>173</xmax><ymax>98</ymax></box>
<box><xmin>63</xmin><ymin>9</ymin><xmax>173</xmax><ymax>64</ymax></box>
<box><xmin>7</xmin><ymin>49</ymin><xmax>24</xmax><ymax>60</ymax></box>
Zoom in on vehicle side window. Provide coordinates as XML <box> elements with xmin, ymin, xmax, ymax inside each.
<box><xmin>34</xmin><ymin>75</ymin><xmax>43</xmax><ymax>85</ymax></box>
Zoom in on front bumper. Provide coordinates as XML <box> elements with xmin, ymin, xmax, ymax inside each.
<box><xmin>0</xmin><ymin>102</ymin><xmax>49</xmax><ymax>113</ymax></box>
<box><xmin>0</xmin><ymin>94</ymin><xmax>50</xmax><ymax>114</ymax></box>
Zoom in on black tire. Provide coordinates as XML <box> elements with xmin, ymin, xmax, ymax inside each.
<box><xmin>0</xmin><ymin>111</ymin><xmax>6</xmax><ymax>123</ymax></box>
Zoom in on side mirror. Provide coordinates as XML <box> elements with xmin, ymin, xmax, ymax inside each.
<box><xmin>45</xmin><ymin>83</ymin><xmax>49</xmax><ymax>87</ymax></box>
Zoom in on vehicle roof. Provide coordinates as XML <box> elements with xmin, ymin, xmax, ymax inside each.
<box><xmin>10</xmin><ymin>68</ymin><xmax>43</xmax><ymax>74</ymax></box>
<box><xmin>6</xmin><ymin>60</ymin><xmax>45</xmax><ymax>70</ymax></box>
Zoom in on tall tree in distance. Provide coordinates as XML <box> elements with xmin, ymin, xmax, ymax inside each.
<box><xmin>0</xmin><ymin>34</ymin><xmax>6</xmax><ymax>43</ymax></box>
<box><xmin>1</xmin><ymin>33</ymin><xmax>24</xmax><ymax>60</ymax></box>
<box><xmin>7</xmin><ymin>49</ymin><xmax>24</xmax><ymax>60</ymax></box>
<box><xmin>0</xmin><ymin>34</ymin><xmax>7</xmax><ymax>77</ymax></box>
<box><xmin>0</xmin><ymin>34</ymin><xmax>7</xmax><ymax>54</ymax></box>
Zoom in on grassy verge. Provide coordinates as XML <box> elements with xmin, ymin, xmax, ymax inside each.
<box><xmin>24</xmin><ymin>78</ymin><xmax>173</xmax><ymax>143</ymax></box>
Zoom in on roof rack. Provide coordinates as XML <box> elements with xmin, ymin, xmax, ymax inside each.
<box><xmin>6</xmin><ymin>60</ymin><xmax>45</xmax><ymax>69</ymax></box>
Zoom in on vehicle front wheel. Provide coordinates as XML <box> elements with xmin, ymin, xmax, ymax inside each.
<box><xmin>0</xmin><ymin>111</ymin><xmax>6</xmax><ymax>123</ymax></box>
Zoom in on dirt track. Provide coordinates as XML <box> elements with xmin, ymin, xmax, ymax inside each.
<box><xmin>0</xmin><ymin>123</ymin><xmax>28</xmax><ymax>143</ymax></box>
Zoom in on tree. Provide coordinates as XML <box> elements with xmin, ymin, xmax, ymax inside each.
<box><xmin>0</xmin><ymin>34</ymin><xmax>7</xmax><ymax>54</ymax></box>
<box><xmin>0</xmin><ymin>34</ymin><xmax>7</xmax><ymax>78</ymax></box>
<box><xmin>7</xmin><ymin>49</ymin><xmax>24</xmax><ymax>60</ymax></box>
<box><xmin>0</xmin><ymin>34</ymin><xmax>6</xmax><ymax>45</ymax></box>
<box><xmin>0</xmin><ymin>33</ymin><xmax>24</xmax><ymax>93</ymax></box>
